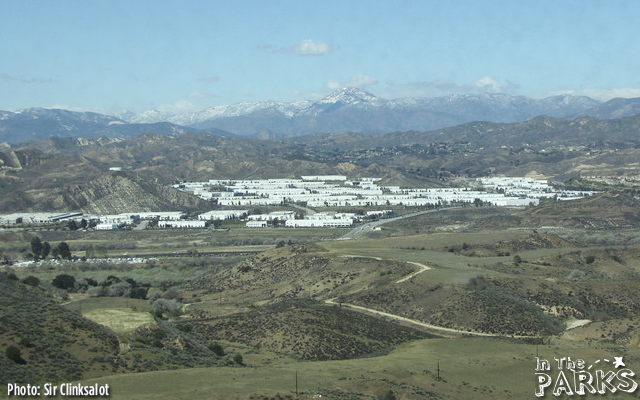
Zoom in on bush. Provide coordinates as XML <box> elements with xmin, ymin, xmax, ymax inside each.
<box><xmin>22</xmin><ymin>276</ymin><xmax>40</xmax><ymax>286</ymax></box>
<box><xmin>233</xmin><ymin>353</ymin><xmax>243</xmax><ymax>365</ymax></box>
<box><xmin>87</xmin><ymin>286</ymin><xmax>107</xmax><ymax>297</ymax></box>
<box><xmin>107</xmin><ymin>282</ymin><xmax>131</xmax><ymax>297</ymax></box>
<box><xmin>19</xmin><ymin>336</ymin><xmax>34</xmax><ymax>348</ymax></box>
<box><xmin>162</xmin><ymin>287</ymin><xmax>182</xmax><ymax>301</ymax></box>
<box><xmin>52</xmin><ymin>274</ymin><xmax>76</xmax><ymax>290</ymax></box>
<box><xmin>130</xmin><ymin>287</ymin><xmax>148</xmax><ymax>299</ymax></box>
<box><xmin>209</xmin><ymin>342</ymin><xmax>225</xmax><ymax>357</ymax></box>
<box><xmin>381</xmin><ymin>390</ymin><xmax>396</xmax><ymax>400</ymax></box>
<box><xmin>6</xmin><ymin>345</ymin><xmax>26</xmax><ymax>364</ymax></box>
<box><xmin>151</xmin><ymin>298</ymin><xmax>183</xmax><ymax>318</ymax></box>
<box><xmin>146</xmin><ymin>287</ymin><xmax>163</xmax><ymax>303</ymax></box>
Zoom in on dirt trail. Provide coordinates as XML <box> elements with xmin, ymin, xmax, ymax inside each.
<box><xmin>395</xmin><ymin>261</ymin><xmax>431</xmax><ymax>283</ymax></box>
<box><xmin>324</xmin><ymin>298</ymin><xmax>535</xmax><ymax>338</ymax></box>
<box><xmin>326</xmin><ymin>258</ymin><xmax>589</xmax><ymax>337</ymax></box>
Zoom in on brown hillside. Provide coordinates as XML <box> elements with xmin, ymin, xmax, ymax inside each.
<box><xmin>0</xmin><ymin>273</ymin><xmax>121</xmax><ymax>384</ymax></box>
<box><xmin>183</xmin><ymin>243</ymin><xmax>414</xmax><ymax>309</ymax></box>
<box><xmin>186</xmin><ymin>299</ymin><xmax>434</xmax><ymax>360</ymax></box>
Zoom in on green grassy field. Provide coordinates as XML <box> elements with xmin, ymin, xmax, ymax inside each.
<box><xmin>58</xmin><ymin>336</ymin><xmax>639</xmax><ymax>400</ymax></box>
<box><xmin>82</xmin><ymin>308</ymin><xmax>155</xmax><ymax>335</ymax></box>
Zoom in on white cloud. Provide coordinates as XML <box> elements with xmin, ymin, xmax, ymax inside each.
<box><xmin>327</xmin><ymin>80</ymin><xmax>342</xmax><ymax>90</ymax></box>
<box><xmin>475</xmin><ymin>76</ymin><xmax>501</xmax><ymax>93</ymax></box>
<box><xmin>281</xmin><ymin>39</ymin><xmax>332</xmax><ymax>56</ymax></box>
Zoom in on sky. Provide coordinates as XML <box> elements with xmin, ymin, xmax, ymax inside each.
<box><xmin>2</xmin><ymin>0</ymin><xmax>640</xmax><ymax>114</ymax></box>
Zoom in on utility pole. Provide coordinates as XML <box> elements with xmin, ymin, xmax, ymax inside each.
<box><xmin>437</xmin><ymin>359</ymin><xmax>440</xmax><ymax>381</ymax></box>
<box><xmin>295</xmin><ymin>371</ymin><xmax>298</xmax><ymax>398</ymax></box>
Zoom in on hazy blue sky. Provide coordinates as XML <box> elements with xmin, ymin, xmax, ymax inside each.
<box><xmin>2</xmin><ymin>0</ymin><xmax>640</xmax><ymax>113</ymax></box>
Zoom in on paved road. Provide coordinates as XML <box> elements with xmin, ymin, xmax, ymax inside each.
<box><xmin>133</xmin><ymin>220</ymin><xmax>149</xmax><ymax>231</ymax></box>
<box><xmin>288</xmin><ymin>203</ymin><xmax>317</xmax><ymax>216</ymax></box>
<box><xmin>340</xmin><ymin>207</ymin><xmax>461</xmax><ymax>240</ymax></box>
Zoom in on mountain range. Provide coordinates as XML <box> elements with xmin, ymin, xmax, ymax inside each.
<box><xmin>123</xmin><ymin>88</ymin><xmax>606</xmax><ymax>138</ymax></box>
<box><xmin>3</xmin><ymin>110</ymin><xmax>640</xmax><ymax>213</ymax></box>
<box><xmin>3</xmin><ymin>88</ymin><xmax>640</xmax><ymax>144</ymax></box>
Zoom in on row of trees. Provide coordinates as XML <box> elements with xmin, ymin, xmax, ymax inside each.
<box><xmin>30</xmin><ymin>236</ymin><xmax>71</xmax><ymax>261</ymax></box>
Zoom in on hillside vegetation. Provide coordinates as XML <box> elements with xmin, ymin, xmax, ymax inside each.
<box><xmin>3</xmin><ymin>112</ymin><xmax>640</xmax><ymax>398</ymax></box>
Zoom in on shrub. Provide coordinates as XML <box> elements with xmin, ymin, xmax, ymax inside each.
<box><xmin>233</xmin><ymin>353</ymin><xmax>243</xmax><ymax>365</ymax></box>
<box><xmin>209</xmin><ymin>342</ymin><xmax>225</xmax><ymax>357</ymax></box>
<box><xmin>568</xmin><ymin>269</ymin><xmax>585</xmax><ymax>281</ymax></box>
<box><xmin>152</xmin><ymin>298</ymin><xmax>183</xmax><ymax>318</ymax></box>
<box><xmin>466</xmin><ymin>275</ymin><xmax>488</xmax><ymax>290</ymax></box>
<box><xmin>146</xmin><ymin>287</ymin><xmax>163</xmax><ymax>303</ymax></box>
<box><xmin>129</xmin><ymin>287</ymin><xmax>148</xmax><ymax>299</ymax></box>
<box><xmin>87</xmin><ymin>286</ymin><xmax>107</xmax><ymax>297</ymax></box>
<box><xmin>107</xmin><ymin>282</ymin><xmax>131</xmax><ymax>297</ymax></box>
<box><xmin>52</xmin><ymin>274</ymin><xmax>76</xmax><ymax>290</ymax></box>
<box><xmin>381</xmin><ymin>390</ymin><xmax>396</xmax><ymax>400</ymax></box>
<box><xmin>22</xmin><ymin>276</ymin><xmax>40</xmax><ymax>286</ymax></box>
<box><xmin>19</xmin><ymin>336</ymin><xmax>34</xmax><ymax>348</ymax></box>
<box><xmin>162</xmin><ymin>287</ymin><xmax>182</xmax><ymax>301</ymax></box>
<box><xmin>6</xmin><ymin>345</ymin><xmax>25</xmax><ymax>364</ymax></box>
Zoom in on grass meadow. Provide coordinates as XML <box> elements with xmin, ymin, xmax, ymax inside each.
<box><xmin>66</xmin><ymin>335</ymin><xmax>640</xmax><ymax>400</ymax></box>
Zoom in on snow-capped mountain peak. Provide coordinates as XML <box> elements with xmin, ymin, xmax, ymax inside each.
<box><xmin>113</xmin><ymin>88</ymin><xmax>605</xmax><ymax>139</ymax></box>
<box><xmin>319</xmin><ymin>87</ymin><xmax>378</xmax><ymax>105</ymax></box>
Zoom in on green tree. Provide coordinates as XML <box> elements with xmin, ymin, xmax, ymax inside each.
<box><xmin>30</xmin><ymin>236</ymin><xmax>43</xmax><ymax>261</ymax></box>
<box><xmin>52</xmin><ymin>274</ymin><xmax>76</xmax><ymax>290</ymax></box>
<box><xmin>233</xmin><ymin>353</ymin><xmax>244</xmax><ymax>365</ymax></box>
<box><xmin>41</xmin><ymin>241</ymin><xmax>51</xmax><ymax>260</ymax></box>
<box><xmin>80</xmin><ymin>218</ymin><xmax>88</xmax><ymax>229</ymax></box>
<box><xmin>57</xmin><ymin>241</ymin><xmax>72</xmax><ymax>260</ymax></box>
<box><xmin>85</xmin><ymin>244</ymin><xmax>95</xmax><ymax>259</ymax></box>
